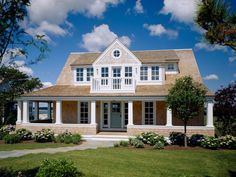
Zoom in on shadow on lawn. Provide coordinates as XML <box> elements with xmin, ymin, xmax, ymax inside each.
<box><xmin>228</xmin><ymin>170</ymin><xmax>236</xmax><ymax>177</ymax></box>
<box><xmin>0</xmin><ymin>167</ymin><xmax>39</xmax><ymax>177</ymax></box>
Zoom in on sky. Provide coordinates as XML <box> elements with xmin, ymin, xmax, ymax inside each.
<box><xmin>15</xmin><ymin>0</ymin><xmax>236</xmax><ymax>92</ymax></box>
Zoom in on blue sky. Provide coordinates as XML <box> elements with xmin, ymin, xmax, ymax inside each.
<box><xmin>22</xmin><ymin>0</ymin><xmax>236</xmax><ymax>92</ymax></box>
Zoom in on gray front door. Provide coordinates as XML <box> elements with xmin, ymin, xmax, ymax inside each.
<box><xmin>111</xmin><ymin>102</ymin><xmax>121</xmax><ymax>128</ymax></box>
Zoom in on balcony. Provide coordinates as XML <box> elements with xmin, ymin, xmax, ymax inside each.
<box><xmin>91</xmin><ymin>77</ymin><xmax>136</xmax><ymax>93</ymax></box>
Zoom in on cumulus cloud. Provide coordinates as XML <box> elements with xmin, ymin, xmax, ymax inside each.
<box><xmin>203</xmin><ymin>74</ymin><xmax>219</xmax><ymax>80</ymax></box>
<box><xmin>160</xmin><ymin>0</ymin><xmax>200</xmax><ymax>24</ymax></box>
<box><xmin>143</xmin><ymin>24</ymin><xmax>178</xmax><ymax>38</ymax></box>
<box><xmin>134</xmin><ymin>0</ymin><xmax>144</xmax><ymax>14</ymax></box>
<box><xmin>81</xmin><ymin>24</ymin><xmax>131</xmax><ymax>52</ymax></box>
<box><xmin>229</xmin><ymin>56</ymin><xmax>236</xmax><ymax>62</ymax></box>
<box><xmin>42</xmin><ymin>82</ymin><xmax>53</xmax><ymax>88</ymax></box>
<box><xmin>195</xmin><ymin>42</ymin><xmax>228</xmax><ymax>52</ymax></box>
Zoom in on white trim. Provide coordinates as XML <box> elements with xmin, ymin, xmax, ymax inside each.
<box><xmin>166</xmin><ymin>107</ymin><xmax>172</xmax><ymax>126</ymax></box>
<box><xmin>91</xmin><ymin>101</ymin><xmax>96</xmax><ymax>124</ymax></box>
<box><xmin>128</xmin><ymin>101</ymin><xmax>133</xmax><ymax>125</ymax></box>
<box><xmin>111</xmin><ymin>48</ymin><xmax>121</xmax><ymax>59</ymax></box>
<box><xmin>121</xmin><ymin>101</ymin><xmax>124</xmax><ymax>128</ymax></box>
<box><xmin>55</xmin><ymin>100</ymin><xmax>62</xmax><ymax>124</ymax></box>
<box><xmin>127</xmin><ymin>125</ymin><xmax>214</xmax><ymax>130</ymax></box>
<box><xmin>17</xmin><ymin>101</ymin><xmax>22</xmax><ymax>123</ymax></box>
<box><xmin>206</xmin><ymin>102</ymin><xmax>214</xmax><ymax>127</ymax></box>
<box><xmin>22</xmin><ymin>100</ymin><xmax>29</xmax><ymax>124</ymax></box>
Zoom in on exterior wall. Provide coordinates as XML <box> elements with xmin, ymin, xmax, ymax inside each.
<box><xmin>156</xmin><ymin>101</ymin><xmax>166</xmax><ymax>125</ymax></box>
<box><xmin>62</xmin><ymin>101</ymin><xmax>78</xmax><ymax>123</ymax></box>
<box><xmin>133</xmin><ymin>101</ymin><xmax>142</xmax><ymax>125</ymax></box>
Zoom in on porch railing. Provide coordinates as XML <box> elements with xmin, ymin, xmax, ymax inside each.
<box><xmin>91</xmin><ymin>77</ymin><xmax>136</xmax><ymax>93</ymax></box>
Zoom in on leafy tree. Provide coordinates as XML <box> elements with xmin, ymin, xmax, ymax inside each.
<box><xmin>166</xmin><ymin>76</ymin><xmax>207</xmax><ymax>147</ymax></box>
<box><xmin>0</xmin><ymin>0</ymin><xmax>49</xmax><ymax>65</ymax></box>
<box><xmin>214</xmin><ymin>81</ymin><xmax>236</xmax><ymax>136</ymax></box>
<box><xmin>0</xmin><ymin>66</ymin><xmax>42</xmax><ymax>125</ymax></box>
<box><xmin>195</xmin><ymin>0</ymin><xmax>236</xmax><ymax>50</ymax></box>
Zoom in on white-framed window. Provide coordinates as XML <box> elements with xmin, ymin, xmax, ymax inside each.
<box><xmin>76</xmin><ymin>68</ymin><xmax>83</xmax><ymax>82</ymax></box>
<box><xmin>143</xmin><ymin>101</ymin><xmax>155</xmax><ymax>125</ymax></box>
<box><xmin>112</xmin><ymin>67</ymin><xmax>121</xmax><ymax>77</ymax></box>
<box><xmin>167</xmin><ymin>63</ymin><xmax>174</xmax><ymax>71</ymax></box>
<box><xmin>103</xmin><ymin>102</ymin><xmax>109</xmax><ymax>128</ymax></box>
<box><xmin>86</xmin><ymin>68</ymin><xmax>93</xmax><ymax>81</ymax></box>
<box><xmin>101</xmin><ymin>67</ymin><xmax>109</xmax><ymax>77</ymax></box>
<box><xmin>140</xmin><ymin>66</ymin><xmax>148</xmax><ymax>80</ymax></box>
<box><xmin>151</xmin><ymin>66</ymin><xmax>159</xmax><ymax>80</ymax></box>
<box><xmin>124</xmin><ymin>102</ymin><xmax>128</xmax><ymax>126</ymax></box>
<box><xmin>125</xmin><ymin>67</ymin><xmax>132</xmax><ymax>77</ymax></box>
<box><xmin>112</xmin><ymin>49</ymin><xmax>121</xmax><ymax>58</ymax></box>
<box><xmin>80</xmin><ymin>102</ymin><xmax>89</xmax><ymax>124</ymax></box>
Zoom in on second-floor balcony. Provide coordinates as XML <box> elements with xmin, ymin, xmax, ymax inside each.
<box><xmin>91</xmin><ymin>77</ymin><xmax>136</xmax><ymax>93</ymax></box>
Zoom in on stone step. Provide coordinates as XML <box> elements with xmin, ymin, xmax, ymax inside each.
<box><xmin>82</xmin><ymin>134</ymin><xmax>131</xmax><ymax>141</ymax></box>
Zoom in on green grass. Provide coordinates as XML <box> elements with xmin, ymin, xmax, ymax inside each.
<box><xmin>0</xmin><ymin>148</ymin><xmax>235</xmax><ymax>177</ymax></box>
<box><xmin>0</xmin><ymin>142</ymin><xmax>75</xmax><ymax>151</ymax></box>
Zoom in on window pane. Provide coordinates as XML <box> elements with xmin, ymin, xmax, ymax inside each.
<box><xmin>80</xmin><ymin>102</ymin><xmax>88</xmax><ymax>124</ymax></box>
<box><xmin>76</xmin><ymin>68</ymin><xmax>83</xmax><ymax>81</ymax></box>
<box><xmin>86</xmin><ymin>68</ymin><xmax>93</xmax><ymax>81</ymax></box>
<box><xmin>140</xmin><ymin>66</ymin><xmax>148</xmax><ymax>80</ymax></box>
<box><xmin>101</xmin><ymin>67</ymin><xmax>109</xmax><ymax>77</ymax></box>
<box><xmin>125</xmin><ymin>67</ymin><xmax>132</xmax><ymax>77</ymax></box>
<box><xmin>151</xmin><ymin>66</ymin><xmax>159</xmax><ymax>80</ymax></box>
<box><xmin>144</xmin><ymin>101</ymin><xmax>154</xmax><ymax>125</ymax></box>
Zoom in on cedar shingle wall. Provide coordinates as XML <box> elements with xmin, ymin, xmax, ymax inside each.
<box><xmin>156</xmin><ymin>101</ymin><xmax>166</xmax><ymax>125</ymax></box>
<box><xmin>133</xmin><ymin>101</ymin><xmax>142</xmax><ymax>125</ymax></box>
<box><xmin>62</xmin><ymin>101</ymin><xmax>77</xmax><ymax>123</ymax></box>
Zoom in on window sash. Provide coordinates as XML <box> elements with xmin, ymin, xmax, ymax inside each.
<box><xmin>76</xmin><ymin>68</ymin><xmax>83</xmax><ymax>82</ymax></box>
<box><xmin>125</xmin><ymin>67</ymin><xmax>132</xmax><ymax>77</ymax></box>
<box><xmin>80</xmin><ymin>102</ymin><xmax>88</xmax><ymax>124</ymax></box>
<box><xmin>101</xmin><ymin>67</ymin><xmax>109</xmax><ymax>77</ymax></box>
<box><xmin>86</xmin><ymin>68</ymin><xmax>93</xmax><ymax>81</ymax></box>
<box><xmin>140</xmin><ymin>66</ymin><xmax>148</xmax><ymax>80</ymax></box>
<box><xmin>144</xmin><ymin>102</ymin><xmax>154</xmax><ymax>125</ymax></box>
<box><xmin>151</xmin><ymin>66</ymin><xmax>159</xmax><ymax>80</ymax></box>
<box><xmin>167</xmin><ymin>64</ymin><xmax>174</xmax><ymax>70</ymax></box>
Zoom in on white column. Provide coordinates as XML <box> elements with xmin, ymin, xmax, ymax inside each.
<box><xmin>128</xmin><ymin>101</ymin><xmax>133</xmax><ymax>125</ymax></box>
<box><xmin>166</xmin><ymin>107</ymin><xmax>172</xmax><ymax>126</ymax></box>
<box><xmin>91</xmin><ymin>101</ymin><xmax>96</xmax><ymax>124</ymax></box>
<box><xmin>206</xmin><ymin>102</ymin><xmax>214</xmax><ymax>127</ymax></box>
<box><xmin>17</xmin><ymin>101</ymin><xmax>22</xmax><ymax>123</ymax></box>
<box><xmin>34</xmin><ymin>102</ymin><xmax>39</xmax><ymax>120</ymax></box>
<box><xmin>55</xmin><ymin>101</ymin><xmax>62</xmax><ymax>124</ymax></box>
<box><xmin>22</xmin><ymin>101</ymin><xmax>29</xmax><ymax>123</ymax></box>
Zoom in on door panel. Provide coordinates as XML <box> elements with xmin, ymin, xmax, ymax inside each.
<box><xmin>111</xmin><ymin>102</ymin><xmax>121</xmax><ymax>128</ymax></box>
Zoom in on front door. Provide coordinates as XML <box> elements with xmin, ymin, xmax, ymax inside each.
<box><xmin>111</xmin><ymin>102</ymin><xmax>122</xmax><ymax>128</ymax></box>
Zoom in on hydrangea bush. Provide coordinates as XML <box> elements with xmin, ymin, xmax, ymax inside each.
<box><xmin>16</xmin><ymin>128</ymin><xmax>33</xmax><ymax>141</ymax></box>
<box><xmin>219</xmin><ymin>135</ymin><xmax>236</xmax><ymax>149</ymax></box>
<box><xmin>201</xmin><ymin>136</ymin><xmax>220</xmax><ymax>150</ymax></box>
<box><xmin>136</xmin><ymin>132</ymin><xmax>166</xmax><ymax>146</ymax></box>
<box><xmin>35</xmin><ymin>129</ymin><xmax>54</xmax><ymax>143</ymax></box>
<box><xmin>0</xmin><ymin>124</ymin><xmax>15</xmax><ymax>140</ymax></box>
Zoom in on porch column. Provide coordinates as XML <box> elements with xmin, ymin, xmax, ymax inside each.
<box><xmin>55</xmin><ymin>101</ymin><xmax>62</xmax><ymax>124</ymax></box>
<box><xmin>16</xmin><ymin>101</ymin><xmax>22</xmax><ymax>123</ymax></box>
<box><xmin>128</xmin><ymin>101</ymin><xmax>133</xmax><ymax>125</ymax></box>
<box><xmin>91</xmin><ymin>101</ymin><xmax>96</xmax><ymax>124</ymax></box>
<box><xmin>22</xmin><ymin>100</ymin><xmax>29</xmax><ymax>123</ymax></box>
<box><xmin>34</xmin><ymin>101</ymin><xmax>39</xmax><ymax>120</ymax></box>
<box><xmin>206</xmin><ymin>101</ymin><xmax>214</xmax><ymax>127</ymax></box>
<box><xmin>166</xmin><ymin>107</ymin><xmax>172</xmax><ymax>126</ymax></box>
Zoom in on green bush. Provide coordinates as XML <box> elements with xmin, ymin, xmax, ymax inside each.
<box><xmin>113</xmin><ymin>143</ymin><xmax>120</xmax><ymax>147</ymax></box>
<box><xmin>64</xmin><ymin>136</ymin><xmax>72</xmax><ymax>144</ymax></box>
<box><xmin>71</xmin><ymin>134</ymin><xmax>81</xmax><ymax>144</ymax></box>
<box><xmin>119</xmin><ymin>141</ymin><xmax>129</xmax><ymax>147</ymax></box>
<box><xmin>0</xmin><ymin>125</ymin><xmax>15</xmax><ymax>140</ymax></box>
<box><xmin>137</xmin><ymin>132</ymin><xmax>166</xmax><ymax>146</ymax></box>
<box><xmin>16</xmin><ymin>128</ymin><xmax>33</xmax><ymax>141</ymax></box>
<box><xmin>55</xmin><ymin>131</ymin><xmax>72</xmax><ymax>143</ymax></box>
<box><xmin>35</xmin><ymin>129</ymin><xmax>54</xmax><ymax>143</ymax></box>
<box><xmin>219</xmin><ymin>135</ymin><xmax>236</xmax><ymax>149</ymax></box>
<box><xmin>55</xmin><ymin>132</ymin><xmax>81</xmax><ymax>144</ymax></box>
<box><xmin>3</xmin><ymin>134</ymin><xmax>21</xmax><ymax>144</ymax></box>
<box><xmin>0</xmin><ymin>167</ymin><xmax>39</xmax><ymax>177</ymax></box>
<box><xmin>153</xmin><ymin>141</ymin><xmax>165</xmax><ymax>150</ymax></box>
<box><xmin>130</xmin><ymin>138</ymin><xmax>144</xmax><ymax>148</ymax></box>
<box><xmin>36</xmin><ymin>159</ymin><xmax>81</xmax><ymax>177</ymax></box>
<box><xmin>169</xmin><ymin>132</ymin><xmax>186</xmax><ymax>146</ymax></box>
<box><xmin>201</xmin><ymin>136</ymin><xmax>220</xmax><ymax>150</ymax></box>
<box><xmin>188</xmin><ymin>134</ymin><xmax>204</xmax><ymax>146</ymax></box>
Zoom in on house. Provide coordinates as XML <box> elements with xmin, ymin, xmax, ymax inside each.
<box><xmin>16</xmin><ymin>39</ymin><xmax>214</xmax><ymax>136</ymax></box>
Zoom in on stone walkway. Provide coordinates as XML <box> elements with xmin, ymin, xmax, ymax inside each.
<box><xmin>0</xmin><ymin>140</ymin><xmax>115</xmax><ymax>159</ymax></box>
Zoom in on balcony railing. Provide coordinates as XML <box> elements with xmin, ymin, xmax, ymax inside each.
<box><xmin>91</xmin><ymin>77</ymin><xmax>136</xmax><ymax>93</ymax></box>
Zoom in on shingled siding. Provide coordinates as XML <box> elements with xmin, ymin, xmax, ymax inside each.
<box><xmin>62</xmin><ymin>101</ymin><xmax>78</xmax><ymax>124</ymax></box>
<box><xmin>133</xmin><ymin>101</ymin><xmax>142</xmax><ymax>125</ymax></box>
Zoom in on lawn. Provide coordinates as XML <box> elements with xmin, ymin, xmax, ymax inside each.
<box><xmin>0</xmin><ymin>148</ymin><xmax>235</xmax><ymax>177</ymax></box>
<box><xmin>0</xmin><ymin>141</ymin><xmax>76</xmax><ymax>151</ymax></box>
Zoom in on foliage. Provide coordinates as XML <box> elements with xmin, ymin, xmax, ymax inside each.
<box><xmin>166</xmin><ymin>76</ymin><xmax>206</xmax><ymax>147</ymax></box>
<box><xmin>201</xmin><ymin>136</ymin><xmax>220</xmax><ymax>150</ymax></box>
<box><xmin>153</xmin><ymin>141</ymin><xmax>165</xmax><ymax>150</ymax></box>
<box><xmin>0</xmin><ymin>124</ymin><xmax>15</xmax><ymax>140</ymax></box>
<box><xmin>3</xmin><ymin>133</ymin><xmax>21</xmax><ymax>144</ymax></box>
<box><xmin>55</xmin><ymin>131</ymin><xmax>81</xmax><ymax>144</ymax></box>
<box><xmin>136</xmin><ymin>132</ymin><xmax>166</xmax><ymax>146</ymax></box>
<box><xmin>214</xmin><ymin>81</ymin><xmax>236</xmax><ymax>136</ymax></box>
<box><xmin>188</xmin><ymin>134</ymin><xmax>205</xmax><ymax>147</ymax></box>
<box><xmin>34</xmin><ymin>129</ymin><xmax>54</xmax><ymax>143</ymax></box>
<box><xmin>119</xmin><ymin>141</ymin><xmax>129</xmax><ymax>147</ymax></box>
<box><xmin>195</xmin><ymin>0</ymin><xmax>236</xmax><ymax>50</ymax></box>
<box><xmin>71</xmin><ymin>134</ymin><xmax>81</xmax><ymax>144</ymax></box>
<box><xmin>113</xmin><ymin>143</ymin><xmax>120</xmax><ymax>147</ymax></box>
<box><xmin>169</xmin><ymin>132</ymin><xmax>185</xmax><ymax>146</ymax></box>
<box><xmin>219</xmin><ymin>135</ymin><xmax>236</xmax><ymax>149</ymax></box>
<box><xmin>55</xmin><ymin>131</ymin><xmax>72</xmax><ymax>143</ymax></box>
<box><xmin>129</xmin><ymin>138</ymin><xmax>144</xmax><ymax>148</ymax></box>
<box><xmin>16</xmin><ymin>128</ymin><xmax>33</xmax><ymax>140</ymax></box>
<box><xmin>36</xmin><ymin>159</ymin><xmax>82</xmax><ymax>177</ymax></box>
<box><xmin>0</xmin><ymin>167</ymin><xmax>39</xmax><ymax>177</ymax></box>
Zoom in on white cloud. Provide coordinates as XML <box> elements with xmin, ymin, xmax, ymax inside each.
<box><xmin>13</xmin><ymin>60</ymin><xmax>33</xmax><ymax>76</ymax></box>
<box><xmin>143</xmin><ymin>24</ymin><xmax>178</xmax><ymax>38</ymax></box>
<box><xmin>134</xmin><ymin>0</ymin><xmax>144</xmax><ymax>14</ymax></box>
<box><xmin>81</xmin><ymin>24</ymin><xmax>131</xmax><ymax>52</ymax></box>
<box><xmin>195</xmin><ymin>42</ymin><xmax>228</xmax><ymax>52</ymax></box>
<box><xmin>229</xmin><ymin>56</ymin><xmax>236</xmax><ymax>62</ymax></box>
<box><xmin>42</xmin><ymin>82</ymin><xmax>53</xmax><ymax>88</ymax></box>
<box><xmin>160</xmin><ymin>0</ymin><xmax>200</xmax><ymax>24</ymax></box>
<box><xmin>203</xmin><ymin>74</ymin><xmax>219</xmax><ymax>80</ymax></box>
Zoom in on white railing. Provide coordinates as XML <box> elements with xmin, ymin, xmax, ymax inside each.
<box><xmin>91</xmin><ymin>77</ymin><xmax>136</xmax><ymax>93</ymax></box>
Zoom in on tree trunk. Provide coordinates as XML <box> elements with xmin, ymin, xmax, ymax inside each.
<box><xmin>184</xmin><ymin>120</ymin><xmax>187</xmax><ymax>147</ymax></box>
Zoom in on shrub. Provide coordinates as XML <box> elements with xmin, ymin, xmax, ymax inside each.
<box><xmin>113</xmin><ymin>143</ymin><xmax>120</xmax><ymax>147</ymax></box>
<box><xmin>219</xmin><ymin>135</ymin><xmax>236</xmax><ymax>149</ymax></box>
<box><xmin>169</xmin><ymin>132</ymin><xmax>185</xmax><ymax>146</ymax></box>
<box><xmin>130</xmin><ymin>138</ymin><xmax>144</xmax><ymax>148</ymax></box>
<box><xmin>0</xmin><ymin>167</ymin><xmax>39</xmax><ymax>177</ymax></box>
<box><xmin>188</xmin><ymin>134</ymin><xmax>205</xmax><ymax>146</ymax></box>
<box><xmin>0</xmin><ymin>125</ymin><xmax>15</xmax><ymax>140</ymax></box>
<box><xmin>71</xmin><ymin>134</ymin><xmax>81</xmax><ymax>144</ymax></box>
<box><xmin>153</xmin><ymin>141</ymin><xmax>165</xmax><ymax>150</ymax></box>
<box><xmin>3</xmin><ymin>134</ymin><xmax>21</xmax><ymax>144</ymax></box>
<box><xmin>55</xmin><ymin>132</ymin><xmax>81</xmax><ymax>144</ymax></box>
<box><xmin>36</xmin><ymin>159</ymin><xmax>81</xmax><ymax>177</ymax></box>
<box><xmin>16</xmin><ymin>128</ymin><xmax>33</xmax><ymax>141</ymax></box>
<box><xmin>119</xmin><ymin>141</ymin><xmax>129</xmax><ymax>147</ymax></box>
<box><xmin>35</xmin><ymin>129</ymin><xmax>54</xmax><ymax>143</ymax></box>
<box><xmin>201</xmin><ymin>136</ymin><xmax>220</xmax><ymax>150</ymax></box>
<box><xmin>55</xmin><ymin>130</ymin><xmax>72</xmax><ymax>143</ymax></box>
<box><xmin>137</xmin><ymin>132</ymin><xmax>166</xmax><ymax>146</ymax></box>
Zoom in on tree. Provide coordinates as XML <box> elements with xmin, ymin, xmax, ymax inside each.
<box><xmin>166</xmin><ymin>76</ymin><xmax>206</xmax><ymax>147</ymax></box>
<box><xmin>195</xmin><ymin>0</ymin><xmax>236</xmax><ymax>50</ymax></box>
<box><xmin>214</xmin><ymin>81</ymin><xmax>236</xmax><ymax>136</ymax></box>
<box><xmin>0</xmin><ymin>0</ymin><xmax>49</xmax><ymax>65</ymax></box>
<box><xmin>0</xmin><ymin>66</ymin><xmax>42</xmax><ymax>125</ymax></box>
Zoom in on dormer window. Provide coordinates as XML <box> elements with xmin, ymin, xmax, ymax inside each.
<box><xmin>167</xmin><ymin>64</ymin><xmax>174</xmax><ymax>71</ymax></box>
<box><xmin>112</xmin><ymin>49</ymin><xmax>121</xmax><ymax>58</ymax></box>
<box><xmin>76</xmin><ymin>68</ymin><xmax>83</xmax><ymax>81</ymax></box>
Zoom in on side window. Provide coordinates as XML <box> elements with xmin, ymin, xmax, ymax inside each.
<box><xmin>167</xmin><ymin>64</ymin><xmax>175</xmax><ymax>71</ymax></box>
<box><xmin>86</xmin><ymin>68</ymin><xmax>93</xmax><ymax>81</ymax></box>
<box><xmin>140</xmin><ymin>66</ymin><xmax>148</xmax><ymax>80</ymax></box>
<box><xmin>125</xmin><ymin>67</ymin><xmax>132</xmax><ymax>77</ymax></box>
<box><xmin>151</xmin><ymin>66</ymin><xmax>159</xmax><ymax>80</ymax></box>
<box><xmin>101</xmin><ymin>67</ymin><xmax>109</xmax><ymax>77</ymax></box>
<box><xmin>76</xmin><ymin>68</ymin><xmax>83</xmax><ymax>82</ymax></box>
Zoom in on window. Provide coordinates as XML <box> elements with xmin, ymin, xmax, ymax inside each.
<box><xmin>112</xmin><ymin>68</ymin><xmax>121</xmax><ymax>77</ymax></box>
<box><xmin>76</xmin><ymin>68</ymin><xmax>83</xmax><ymax>82</ymax></box>
<box><xmin>80</xmin><ymin>102</ymin><xmax>88</xmax><ymax>124</ymax></box>
<box><xmin>103</xmin><ymin>103</ymin><xmax>108</xmax><ymax>128</ymax></box>
<box><xmin>167</xmin><ymin>64</ymin><xmax>175</xmax><ymax>71</ymax></box>
<box><xmin>151</xmin><ymin>66</ymin><xmax>159</xmax><ymax>80</ymax></box>
<box><xmin>125</xmin><ymin>67</ymin><xmax>132</xmax><ymax>77</ymax></box>
<box><xmin>144</xmin><ymin>102</ymin><xmax>154</xmax><ymax>125</ymax></box>
<box><xmin>113</xmin><ymin>49</ymin><xmax>121</xmax><ymax>58</ymax></box>
<box><xmin>86</xmin><ymin>68</ymin><xmax>93</xmax><ymax>81</ymax></box>
<box><xmin>140</xmin><ymin>66</ymin><xmax>148</xmax><ymax>80</ymax></box>
<box><xmin>124</xmin><ymin>103</ymin><xmax>128</xmax><ymax>126</ymax></box>
<box><xmin>101</xmin><ymin>67</ymin><xmax>109</xmax><ymax>77</ymax></box>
